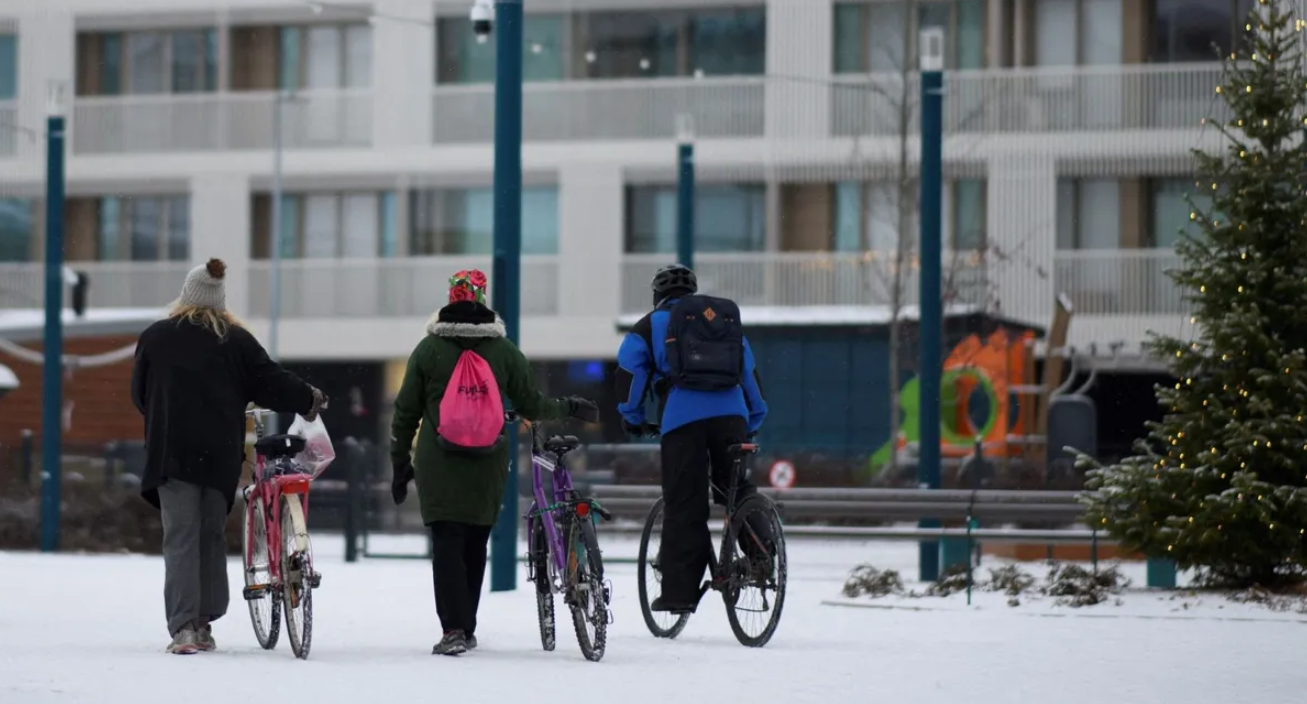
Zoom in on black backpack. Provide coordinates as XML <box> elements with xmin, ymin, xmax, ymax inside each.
<box><xmin>664</xmin><ymin>294</ymin><xmax>745</xmax><ymax>391</ymax></box>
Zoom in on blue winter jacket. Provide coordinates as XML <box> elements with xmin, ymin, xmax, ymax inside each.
<box><xmin>615</xmin><ymin>299</ymin><xmax>768</xmax><ymax>435</ymax></box>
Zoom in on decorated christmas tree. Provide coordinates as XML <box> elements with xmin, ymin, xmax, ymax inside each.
<box><xmin>1082</xmin><ymin>0</ymin><xmax>1307</xmax><ymax>587</ymax></box>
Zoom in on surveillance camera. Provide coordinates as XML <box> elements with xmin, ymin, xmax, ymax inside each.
<box><xmin>471</xmin><ymin>1</ymin><xmax>494</xmax><ymax>43</ymax></box>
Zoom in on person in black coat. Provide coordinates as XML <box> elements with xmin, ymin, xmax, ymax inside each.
<box><xmin>130</xmin><ymin>258</ymin><xmax>326</xmax><ymax>654</ymax></box>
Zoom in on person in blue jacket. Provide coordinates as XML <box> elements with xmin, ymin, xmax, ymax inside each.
<box><xmin>615</xmin><ymin>264</ymin><xmax>771</xmax><ymax>614</ymax></box>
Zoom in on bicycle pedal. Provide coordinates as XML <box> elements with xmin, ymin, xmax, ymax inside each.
<box><xmin>242</xmin><ymin>584</ymin><xmax>270</xmax><ymax>601</ymax></box>
<box><xmin>309</xmin><ymin>572</ymin><xmax>322</xmax><ymax>588</ymax></box>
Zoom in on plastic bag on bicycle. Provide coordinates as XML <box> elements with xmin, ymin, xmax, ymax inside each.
<box><xmin>287</xmin><ymin>413</ymin><xmax>336</xmax><ymax>479</ymax></box>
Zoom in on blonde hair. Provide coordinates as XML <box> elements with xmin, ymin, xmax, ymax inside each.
<box><xmin>167</xmin><ymin>302</ymin><xmax>244</xmax><ymax>340</ymax></box>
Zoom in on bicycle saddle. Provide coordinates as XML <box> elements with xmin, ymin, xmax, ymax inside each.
<box><xmin>544</xmin><ymin>435</ymin><xmax>580</xmax><ymax>454</ymax></box>
<box><xmin>255</xmin><ymin>434</ymin><xmax>306</xmax><ymax>459</ymax></box>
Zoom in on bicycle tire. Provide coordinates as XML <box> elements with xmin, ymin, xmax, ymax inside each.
<box><xmin>566</xmin><ymin>515</ymin><xmax>608</xmax><ymax>662</ymax></box>
<box><xmin>636</xmin><ymin>497</ymin><xmax>691</xmax><ymax>639</ymax></box>
<box><xmin>529</xmin><ymin>517</ymin><xmax>556</xmax><ymax>652</ymax></box>
<box><xmin>721</xmin><ymin>494</ymin><xmax>787</xmax><ymax>648</ymax></box>
<box><xmin>280</xmin><ymin>495</ymin><xmax>314</xmax><ymax>660</ymax></box>
<box><xmin>243</xmin><ymin>493</ymin><xmax>280</xmax><ymax>650</ymax></box>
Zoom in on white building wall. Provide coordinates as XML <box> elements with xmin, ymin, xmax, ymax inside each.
<box><xmin>189</xmin><ymin>173</ymin><xmax>252</xmax><ymax>316</ymax></box>
<box><xmin>765</xmin><ymin>0</ymin><xmax>831</xmax><ymax>140</ymax></box>
<box><xmin>0</xmin><ymin>0</ymin><xmax>1201</xmax><ymax>360</ymax></box>
<box><xmin>987</xmin><ymin>153</ymin><xmax>1056</xmax><ymax>328</ymax></box>
<box><xmin>372</xmin><ymin>0</ymin><xmax>434</xmax><ymax>149</ymax></box>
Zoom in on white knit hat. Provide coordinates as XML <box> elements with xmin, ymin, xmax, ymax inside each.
<box><xmin>178</xmin><ymin>258</ymin><xmax>227</xmax><ymax>311</ymax></box>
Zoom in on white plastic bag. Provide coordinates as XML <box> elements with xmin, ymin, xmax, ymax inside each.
<box><xmin>287</xmin><ymin>413</ymin><xmax>336</xmax><ymax>479</ymax></box>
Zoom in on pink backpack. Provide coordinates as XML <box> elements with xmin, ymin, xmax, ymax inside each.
<box><xmin>437</xmin><ymin>350</ymin><xmax>505</xmax><ymax>452</ymax></box>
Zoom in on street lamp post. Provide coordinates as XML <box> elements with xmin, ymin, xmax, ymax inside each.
<box><xmin>488</xmin><ymin>0</ymin><xmax>524</xmax><ymax>593</ymax></box>
<box><xmin>675</xmin><ymin>114</ymin><xmax>695</xmax><ymax>270</ymax></box>
<box><xmin>916</xmin><ymin>28</ymin><xmax>946</xmax><ymax>583</ymax></box>
<box><xmin>40</xmin><ymin>81</ymin><xmax>68</xmax><ymax>553</ymax></box>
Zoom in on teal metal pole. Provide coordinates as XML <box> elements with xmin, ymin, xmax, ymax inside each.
<box><xmin>916</xmin><ymin>67</ymin><xmax>944</xmax><ymax>583</ymax></box>
<box><xmin>676</xmin><ymin>142</ymin><xmax>694</xmax><ymax>269</ymax></box>
<box><xmin>40</xmin><ymin>103</ymin><xmax>67</xmax><ymax>553</ymax></box>
<box><xmin>490</xmin><ymin>0</ymin><xmax>524</xmax><ymax>593</ymax></box>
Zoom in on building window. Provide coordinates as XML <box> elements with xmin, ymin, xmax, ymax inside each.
<box><xmin>1149</xmin><ymin>0</ymin><xmax>1256</xmax><ymax>63</ymax></box>
<box><xmin>830</xmin><ymin>180</ymin><xmax>983</xmax><ymax>251</ymax></box>
<box><xmin>436</xmin><ymin>14</ymin><xmax>567</xmax><ymax>84</ymax></box>
<box><xmin>950</xmin><ymin>179</ymin><xmax>987</xmax><ymax>250</ymax></box>
<box><xmin>0</xmin><ymin>34</ymin><xmax>16</xmax><ymax>100</ymax></box>
<box><xmin>626</xmin><ymin>184</ymin><xmax>766</xmax><ymax>254</ymax></box>
<box><xmin>1056</xmin><ymin>178</ymin><xmax>1120</xmax><ymax>250</ymax></box>
<box><xmin>410</xmin><ymin>187</ymin><xmax>559</xmax><ymax>255</ymax></box>
<box><xmin>255</xmin><ymin>191</ymin><xmax>395</xmax><ymax>259</ymax></box>
<box><xmin>579</xmin><ymin>7</ymin><xmax>765</xmax><ymax>79</ymax></box>
<box><xmin>78</xmin><ymin>30</ymin><xmax>218</xmax><ymax>96</ymax></box>
<box><xmin>0</xmin><ymin>198</ymin><xmax>32</xmax><ymax>262</ymax></box>
<box><xmin>1034</xmin><ymin>0</ymin><xmax>1123</xmax><ymax>66</ymax></box>
<box><xmin>279</xmin><ymin>24</ymin><xmax>371</xmax><ymax>90</ymax></box>
<box><xmin>833</xmin><ymin>1</ymin><xmax>985</xmax><ymax>73</ymax></box>
<box><xmin>436</xmin><ymin>7</ymin><xmax>765</xmax><ymax>83</ymax></box>
<box><xmin>97</xmin><ymin>196</ymin><xmax>190</xmax><ymax>262</ymax></box>
<box><xmin>1150</xmin><ymin>178</ymin><xmax>1212</xmax><ymax>248</ymax></box>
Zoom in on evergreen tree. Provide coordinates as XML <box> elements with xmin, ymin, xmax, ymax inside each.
<box><xmin>1082</xmin><ymin>0</ymin><xmax>1307</xmax><ymax>587</ymax></box>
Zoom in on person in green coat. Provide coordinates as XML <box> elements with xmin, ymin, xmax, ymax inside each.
<box><xmin>390</xmin><ymin>269</ymin><xmax>598</xmax><ymax>656</ymax></box>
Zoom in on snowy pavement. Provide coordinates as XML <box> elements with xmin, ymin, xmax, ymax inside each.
<box><xmin>1</xmin><ymin>535</ymin><xmax>1302</xmax><ymax>704</ymax></box>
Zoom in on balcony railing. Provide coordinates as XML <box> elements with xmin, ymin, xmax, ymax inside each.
<box><xmin>1053</xmin><ymin>249</ymin><xmax>1187</xmax><ymax>316</ymax></box>
<box><xmin>245</xmin><ymin>256</ymin><xmax>560</xmax><ymax>319</ymax></box>
<box><xmin>831</xmin><ymin>63</ymin><xmax>1225</xmax><ymax>137</ymax></box>
<box><xmin>0</xmin><ymin>100</ymin><xmax>15</xmax><ymax>156</ymax></box>
<box><xmin>0</xmin><ymin>251</ymin><xmax>1186</xmax><ymax>330</ymax></box>
<box><xmin>72</xmin><ymin>89</ymin><xmax>372</xmax><ymax>154</ymax></box>
<box><xmin>619</xmin><ymin>252</ymin><xmax>990</xmax><ymax>315</ymax></box>
<box><xmin>0</xmin><ymin>261</ymin><xmax>190</xmax><ymax>310</ymax></box>
<box><xmin>432</xmin><ymin>77</ymin><xmax>766</xmax><ymax>143</ymax></box>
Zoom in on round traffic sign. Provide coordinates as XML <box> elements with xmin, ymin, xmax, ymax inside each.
<box><xmin>768</xmin><ymin>460</ymin><xmax>796</xmax><ymax>490</ymax></box>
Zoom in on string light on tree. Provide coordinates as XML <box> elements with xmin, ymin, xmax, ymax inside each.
<box><xmin>1081</xmin><ymin>0</ymin><xmax>1307</xmax><ymax>589</ymax></box>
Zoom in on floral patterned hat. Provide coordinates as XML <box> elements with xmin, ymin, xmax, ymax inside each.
<box><xmin>449</xmin><ymin>269</ymin><xmax>488</xmax><ymax>305</ymax></box>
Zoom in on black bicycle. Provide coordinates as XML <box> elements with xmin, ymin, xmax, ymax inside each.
<box><xmin>635</xmin><ymin>435</ymin><xmax>787</xmax><ymax>647</ymax></box>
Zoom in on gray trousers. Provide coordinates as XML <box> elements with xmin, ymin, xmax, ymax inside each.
<box><xmin>158</xmin><ymin>479</ymin><xmax>230</xmax><ymax>637</ymax></box>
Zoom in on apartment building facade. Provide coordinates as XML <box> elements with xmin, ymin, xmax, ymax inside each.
<box><xmin>0</xmin><ymin>0</ymin><xmax>1243</xmax><ymax>365</ymax></box>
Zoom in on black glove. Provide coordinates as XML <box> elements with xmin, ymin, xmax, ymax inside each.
<box><xmin>391</xmin><ymin>459</ymin><xmax>414</xmax><ymax>505</ymax></box>
<box><xmin>565</xmin><ymin>397</ymin><xmax>600</xmax><ymax>423</ymax></box>
<box><xmin>305</xmin><ymin>385</ymin><xmax>328</xmax><ymax>421</ymax></box>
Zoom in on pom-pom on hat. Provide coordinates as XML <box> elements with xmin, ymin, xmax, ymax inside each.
<box><xmin>448</xmin><ymin>269</ymin><xmax>488</xmax><ymax>305</ymax></box>
<box><xmin>178</xmin><ymin>258</ymin><xmax>227</xmax><ymax>311</ymax></box>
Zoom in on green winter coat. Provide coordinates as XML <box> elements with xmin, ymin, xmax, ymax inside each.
<box><xmin>391</xmin><ymin>302</ymin><xmax>568</xmax><ymax>526</ymax></box>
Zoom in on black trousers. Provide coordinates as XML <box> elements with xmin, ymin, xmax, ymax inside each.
<box><xmin>659</xmin><ymin>414</ymin><xmax>765</xmax><ymax>605</ymax></box>
<box><xmin>429</xmin><ymin>521</ymin><xmax>493</xmax><ymax>636</ymax></box>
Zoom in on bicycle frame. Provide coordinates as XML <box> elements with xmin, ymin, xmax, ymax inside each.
<box><xmin>244</xmin><ymin>410</ymin><xmax>313</xmax><ymax>589</ymax></box>
<box><xmin>524</xmin><ymin>426</ymin><xmax>576</xmax><ymax>587</ymax></box>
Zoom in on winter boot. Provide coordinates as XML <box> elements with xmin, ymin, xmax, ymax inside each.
<box><xmin>432</xmin><ymin>630</ymin><xmax>468</xmax><ymax>656</ymax></box>
<box><xmin>197</xmin><ymin>623</ymin><xmax>216</xmax><ymax>652</ymax></box>
<box><xmin>166</xmin><ymin>629</ymin><xmax>200</xmax><ymax>655</ymax></box>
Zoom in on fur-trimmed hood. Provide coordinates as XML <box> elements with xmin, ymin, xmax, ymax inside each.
<box><xmin>426</xmin><ymin>301</ymin><xmax>506</xmax><ymax>339</ymax></box>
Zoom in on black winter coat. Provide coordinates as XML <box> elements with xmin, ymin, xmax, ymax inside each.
<box><xmin>130</xmin><ymin>318</ymin><xmax>315</xmax><ymax>512</ymax></box>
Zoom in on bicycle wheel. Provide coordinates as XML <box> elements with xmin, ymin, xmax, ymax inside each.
<box><xmin>721</xmin><ymin>495</ymin><xmax>787</xmax><ymax>648</ymax></box>
<box><xmin>242</xmin><ymin>492</ymin><xmax>280</xmax><ymax>650</ymax></box>
<box><xmin>565</xmin><ymin>514</ymin><xmax>609</xmax><ymax>662</ymax></box>
<box><xmin>528</xmin><ymin>517</ymin><xmax>556</xmax><ymax>652</ymax></box>
<box><xmin>636</xmin><ymin>497</ymin><xmax>690</xmax><ymax>639</ymax></box>
<box><xmin>280</xmin><ymin>495</ymin><xmax>314</xmax><ymax>660</ymax></box>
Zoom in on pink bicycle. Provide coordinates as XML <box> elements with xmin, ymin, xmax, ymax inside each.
<box><xmin>240</xmin><ymin>407</ymin><xmax>333</xmax><ymax>660</ymax></box>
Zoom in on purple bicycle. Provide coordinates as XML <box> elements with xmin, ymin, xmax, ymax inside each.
<box><xmin>514</xmin><ymin>411</ymin><xmax>613</xmax><ymax>662</ymax></box>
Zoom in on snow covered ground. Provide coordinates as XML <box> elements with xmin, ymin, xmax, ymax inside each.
<box><xmin>1</xmin><ymin>535</ymin><xmax>1303</xmax><ymax>704</ymax></box>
